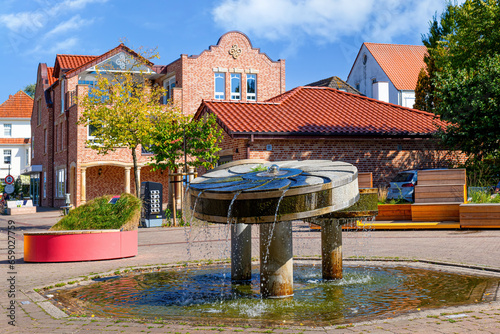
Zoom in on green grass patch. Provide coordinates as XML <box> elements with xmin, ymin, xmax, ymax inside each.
<box><xmin>50</xmin><ymin>193</ymin><xmax>142</xmax><ymax>231</ymax></box>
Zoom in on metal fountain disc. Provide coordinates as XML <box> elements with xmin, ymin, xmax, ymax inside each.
<box><xmin>189</xmin><ymin>160</ymin><xmax>360</xmax><ymax>224</ymax></box>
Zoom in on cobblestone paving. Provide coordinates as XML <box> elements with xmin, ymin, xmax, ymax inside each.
<box><xmin>1</xmin><ymin>210</ymin><xmax>500</xmax><ymax>333</ymax></box>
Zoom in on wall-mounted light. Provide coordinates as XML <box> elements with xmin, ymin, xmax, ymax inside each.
<box><xmin>98</xmin><ymin>167</ymin><xmax>102</xmax><ymax>176</ymax></box>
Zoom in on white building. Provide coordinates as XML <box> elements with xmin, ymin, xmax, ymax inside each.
<box><xmin>0</xmin><ymin>91</ymin><xmax>32</xmax><ymax>180</ymax></box>
<box><xmin>347</xmin><ymin>43</ymin><xmax>427</xmax><ymax>108</ymax></box>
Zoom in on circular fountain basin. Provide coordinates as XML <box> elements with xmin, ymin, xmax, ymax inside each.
<box><xmin>189</xmin><ymin>160</ymin><xmax>359</xmax><ymax>224</ymax></box>
<box><xmin>51</xmin><ymin>262</ymin><xmax>500</xmax><ymax>326</ymax></box>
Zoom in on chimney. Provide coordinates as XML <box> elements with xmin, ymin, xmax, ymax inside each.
<box><xmin>372</xmin><ymin>81</ymin><xmax>389</xmax><ymax>103</ymax></box>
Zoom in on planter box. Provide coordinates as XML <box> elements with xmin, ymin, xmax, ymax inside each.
<box><xmin>460</xmin><ymin>203</ymin><xmax>500</xmax><ymax>228</ymax></box>
<box><xmin>411</xmin><ymin>203</ymin><xmax>460</xmax><ymax>222</ymax></box>
<box><xmin>24</xmin><ymin>229</ymin><xmax>138</xmax><ymax>262</ymax></box>
<box><xmin>376</xmin><ymin>204</ymin><xmax>412</xmax><ymax>221</ymax></box>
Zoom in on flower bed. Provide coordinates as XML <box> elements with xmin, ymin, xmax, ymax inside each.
<box><xmin>24</xmin><ymin>229</ymin><xmax>137</xmax><ymax>262</ymax></box>
<box><xmin>23</xmin><ymin>193</ymin><xmax>141</xmax><ymax>263</ymax></box>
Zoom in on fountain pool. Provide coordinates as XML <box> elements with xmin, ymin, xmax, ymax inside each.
<box><xmin>51</xmin><ymin>261</ymin><xmax>500</xmax><ymax>326</ymax></box>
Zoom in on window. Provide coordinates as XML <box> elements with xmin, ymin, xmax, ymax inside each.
<box><xmin>55</xmin><ymin>124</ymin><xmax>58</xmax><ymax>152</ymax></box>
<box><xmin>37</xmin><ymin>99</ymin><xmax>41</xmax><ymax>125</ymax></box>
<box><xmin>214</xmin><ymin>73</ymin><xmax>225</xmax><ymax>99</ymax></box>
<box><xmin>60</xmin><ymin>78</ymin><xmax>65</xmax><ymax>114</ymax></box>
<box><xmin>56</xmin><ymin>168</ymin><xmax>66</xmax><ymax>198</ymax></box>
<box><xmin>230</xmin><ymin>73</ymin><xmax>241</xmax><ymax>100</ymax></box>
<box><xmin>4</xmin><ymin>124</ymin><xmax>12</xmax><ymax>137</ymax></box>
<box><xmin>60</xmin><ymin>123</ymin><xmax>64</xmax><ymax>151</ymax></box>
<box><xmin>4</xmin><ymin>150</ymin><xmax>11</xmax><ymax>164</ymax></box>
<box><xmin>163</xmin><ymin>76</ymin><xmax>176</xmax><ymax>104</ymax></box>
<box><xmin>44</xmin><ymin>129</ymin><xmax>47</xmax><ymax>154</ymax></box>
<box><xmin>31</xmin><ymin>136</ymin><xmax>34</xmax><ymax>158</ymax></box>
<box><xmin>25</xmin><ymin>148</ymin><xmax>29</xmax><ymax>166</ymax></box>
<box><xmin>246</xmin><ymin>74</ymin><xmax>256</xmax><ymax>101</ymax></box>
<box><xmin>87</xmin><ymin>123</ymin><xmax>101</xmax><ymax>144</ymax></box>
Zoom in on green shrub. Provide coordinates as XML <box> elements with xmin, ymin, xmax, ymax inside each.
<box><xmin>469</xmin><ymin>191</ymin><xmax>500</xmax><ymax>204</ymax></box>
<box><xmin>50</xmin><ymin>193</ymin><xmax>142</xmax><ymax>231</ymax></box>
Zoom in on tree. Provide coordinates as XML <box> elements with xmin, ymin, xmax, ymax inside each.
<box><xmin>414</xmin><ymin>3</ymin><xmax>457</xmax><ymax>111</ymax></box>
<box><xmin>434</xmin><ymin>55</ymin><xmax>500</xmax><ymax>158</ymax></box>
<box><xmin>147</xmin><ymin>111</ymin><xmax>223</xmax><ymax>173</ymax></box>
<box><xmin>432</xmin><ymin>0</ymin><xmax>500</xmax><ymax>159</ymax></box>
<box><xmin>78</xmin><ymin>49</ymin><xmax>167</xmax><ymax>197</ymax></box>
<box><xmin>23</xmin><ymin>83</ymin><xmax>36</xmax><ymax>98</ymax></box>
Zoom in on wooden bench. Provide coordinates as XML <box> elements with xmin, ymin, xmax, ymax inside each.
<box><xmin>411</xmin><ymin>203</ymin><xmax>461</xmax><ymax>222</ymax></box>
<box><xmin>414</xmin><ymin>169</ymin><xmax>466</xmax><ymax>203</ymax></box>
<box><xmin>376</xmin><ymin>204</ymin><xmax>412</xmax><ymax>221</ymax></box>
<box><xmin>460</xmin><ymin>203</ymin><xmax>500</xmax><ymax>228</ymax></box>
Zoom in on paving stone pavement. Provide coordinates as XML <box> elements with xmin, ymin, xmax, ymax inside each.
<box><xmin>0</xmin><ymin>210</ymin><xmax>500</xmax><ymax>333</ymax></box>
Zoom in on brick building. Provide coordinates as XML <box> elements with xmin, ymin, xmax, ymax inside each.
<box><xmin>30</xmin><ymin>31</ymin><xmax>285</xmax><ymax>207</ymax></box>
<box><xmin>195</xmin><ymin>86</ymin><xmax>466</xmax><ymax>185</ymax></box>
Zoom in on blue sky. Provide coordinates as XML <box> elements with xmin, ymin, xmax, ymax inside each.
<box><xmin>0</xmin><ymin>0</ymin><xmax>453</xmax><ymax>103</ymax></box>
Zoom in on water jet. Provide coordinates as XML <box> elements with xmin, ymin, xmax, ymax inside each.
<box><xmin>189</xmin><ymin>160</ymin><xmax>362</xmax><ymax>298</ymax></box>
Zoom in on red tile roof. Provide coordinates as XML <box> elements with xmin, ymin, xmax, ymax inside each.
<box><xmin>53</xmin><ymin>54</ymin><xmax>97</xmax><ymax>78</ymax></box>
<box><xmin>364</xmin><ymin>43</ymin><xmax>427</xmax><ymax>91</ymax></box>
<box><xmin>0</xmin><ymin>138</ymin><xmax>30</xmax><ymax>145</ymax></box>
<box><xmin>195</xmin><ymin>86</ymin><xmax>446</xmax><ymax>138</ymax></box>
<box><xmin>0</xmin><ymin>91</ymin><xmax>33</xmax><ymax>118</ymax></box>
<box><xmin>46</xmin><ymin>67</ymin><xmax>57</xmax><ymax>86</ymax></box>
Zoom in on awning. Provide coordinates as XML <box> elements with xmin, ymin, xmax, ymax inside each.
<box><xmin>21</xmin><ymin>165</ymin><xmax>42</xmax><ymax>175</ymax></box>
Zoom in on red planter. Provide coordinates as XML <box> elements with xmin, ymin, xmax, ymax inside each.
<box><xmin>24</xmin><ymin>230</ymin><xmax>137</xmax><ymax>262</ymax></box>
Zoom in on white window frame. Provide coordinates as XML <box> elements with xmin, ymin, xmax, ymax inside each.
<box><xmin>163</xmin><ymin>76</ymin><xmax>176</xmax><ymax>104</ymax></box>
<box><xmin>246</xmin><ymin>74</ymin><xmax>257</xmax><ymax>101</ymax></box>
<box><xmin>56</xmin><ymin>168</ymin><xmax>66</xmax><ymax>198</ymax></box>
<box><xmin>214</xmin><ymin>73</ymin><xmax>225</xmax><ymax>100</ymax></box>
<box><xmin>230</xmin><ymin>73</ymin><xmax>241</xmax><ymax>100</ymax></box>
<box><xmin>60</xmin><ymin>78</ymin><xmax>65</xmax><ymax>114</ymax></box>
<box><xmin>4</xmin><ymin>123</ymin><xmax>12</xmax><ymax>137</ymax></box>
<box><xmin>4</xmin><ymin>149</ymin><xmax>11</xmax><ymax>164</ymax></box>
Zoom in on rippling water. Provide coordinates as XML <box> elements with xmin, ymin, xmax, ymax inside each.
<box><xmin>53</xmin><ymin>264</ymin><xmax>498</xmax><ymax>325</ymax></box>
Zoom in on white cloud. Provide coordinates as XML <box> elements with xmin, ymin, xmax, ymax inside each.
<box><xmin>213</xmin><ymin>0</ymin><xmax>452</xmax><ymax>48</ymax></box>
<box><xmin>47</xmin><ymin>37</ymin><xmax>79</xmax><ymax>54</ymax></box>
<box><xmin>0</xmin><ymin>11</ymin><xmax>46</xmax><ymax>34</ymax></box>
<box><xmin>0</xmin><ymin>0</ymin><xmax>107</xmax><ymax>53</ymax></box>
<box><xmin>43</xmin><ymin>15</ymin><xmax>94</xmax><ymax>40</ymax></box>
<box><xmin>0</xmin><ymin>0</ymin><xmax>107</xmax><ymax>37</ymax></box>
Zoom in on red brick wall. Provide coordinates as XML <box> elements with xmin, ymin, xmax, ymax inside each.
<box><xmin>32</xmin><ymin>64</ymin><xmax>55</xmax><ymax>207</ymax></box>
<box><xmin>218</xmin><ymin>136</ymin><xmax>467</xmax><ymax>186</ymax></box>
<box><xmin>161</xmin><ymin>31</ymin><xmax>285</xmax><ymax>116</ymax></box>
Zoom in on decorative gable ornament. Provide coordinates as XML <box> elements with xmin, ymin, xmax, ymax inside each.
<box><xmin>87</xmin><ymin>52</ymin><xmax>154</xmax><ymax>74</ymax></box>
<box><xmin>229</xmin><ymin>45</ymin><xmax>242</xmax><ymax>59</ymax></box>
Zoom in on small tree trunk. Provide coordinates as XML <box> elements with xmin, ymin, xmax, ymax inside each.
<box><xmin>132</xmin><ymin>146</ymin><xmax>140</xmax><ymax>198</ymax></box>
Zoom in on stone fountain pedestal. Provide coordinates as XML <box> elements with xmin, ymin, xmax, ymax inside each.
<box><xmin>189</xmin><ymin>160</ymin><xmax>362</xmax><ymax>298</ymax></box>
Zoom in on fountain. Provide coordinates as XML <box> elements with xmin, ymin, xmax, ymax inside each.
<box><xmin>189</xmin><ymin>159</ymin><xmax>364</xmax><ymax>298</ymax></box>
<box><xmin>49</xmin><ymin>160</ymin><xmax>500</xmax><ymax>324</ymax></box>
